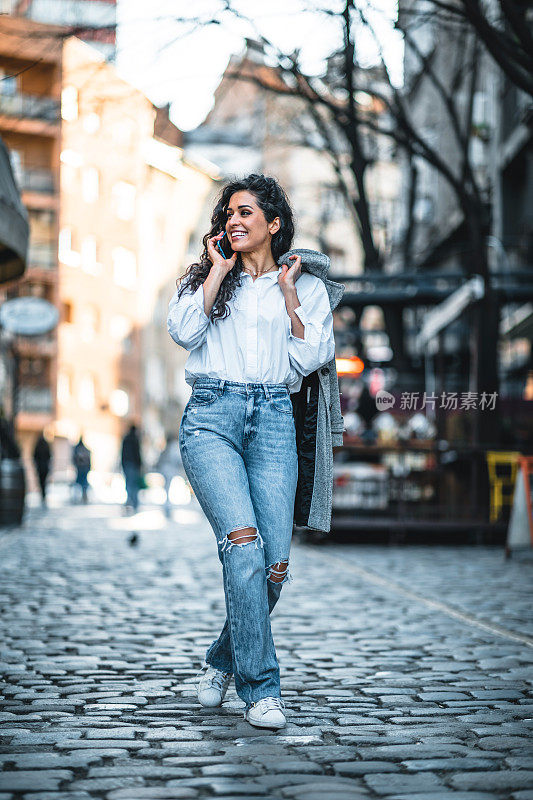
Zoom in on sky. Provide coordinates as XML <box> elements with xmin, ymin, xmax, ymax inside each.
<box><xmin>116</xmin><ymin>0</ymin><xmax>402</xmax><ymax>132</ymax></box>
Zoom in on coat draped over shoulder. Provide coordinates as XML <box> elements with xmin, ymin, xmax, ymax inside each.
<box><xmin>277</xmin><ymin>249</ymin><xmax>346</xmax><ymax>533</ymax></box>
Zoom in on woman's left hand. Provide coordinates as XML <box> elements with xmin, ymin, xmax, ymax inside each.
<box><xmin>278</xmin><ymin>254</ymin><xmax>302</xmax><ymax>292</ymax></box>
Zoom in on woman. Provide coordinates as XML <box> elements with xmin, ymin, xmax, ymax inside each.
<box><xmin>167</xmin><ymin>174</ymin><xmax>336</xmax><ymax>729</ymax></box>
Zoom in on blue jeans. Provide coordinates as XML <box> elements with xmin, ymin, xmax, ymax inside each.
<box><xmin>123</xmin><ymin>464</ymin><xmax>140</xmax><ymax>510</ymax></box>
<box><xmin>179</xmin><ymin>378</ymin><xmax>298</xmax><ymax>708</ymax></box>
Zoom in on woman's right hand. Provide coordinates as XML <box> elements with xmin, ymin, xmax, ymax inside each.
<box><xmin>207</xmin><ymin>232</ymin><xmax>237</xmax><ymax>276</ymax></box>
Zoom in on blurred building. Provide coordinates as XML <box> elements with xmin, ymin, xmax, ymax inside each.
<box><xmin>0</xmin><ymin>16</ymin><xmax>62</xmax><ymax>468</ymax></box>
<box><xmin>54</xmin><ymin>36</ymin><xmax>154</xmax><ymax>472</ymax></box>
<box><xmin>137</xmin><ymin>108</ymin><xmax>219</xmax><ymax>466</ymax></box>
<box><xmin>0</xmin><ymin>20</ymin><xmax>218</xmax><ymax>477</ymax></box>
<box><xmin>10</xmin><ymin>0</ymin><xmax>117</xmax><ymax>61</ymax></box>
<box><xmin>185</xmin><ymin>40</ymin><xmax>400</xmax><ymax>280</ymax></box>
<box><xmin>0</xmin><ymin>133</ymin><xmax>30</xmax><ymax>433</ymax></box>
<box><xmin>396</xmin><ymin>1</ymin><xmax>533</xmax><ymax>406</ymax></box>
<box><xmin>57</xmin><ymin>38</ymin><xmax>217</xmax><ymax>472</ymax></box>
<box><xmin>0</xmin><ymin>134</ymin><xmax>28</xmax><ymax>283</ymax></box>
<box><xmin>491</xmin><ymin>67</ymin><xmax>533</xmax><ymax>402</ymax></box>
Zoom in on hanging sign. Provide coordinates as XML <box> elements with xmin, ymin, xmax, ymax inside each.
<box><xmin>0</xmin><ymin>297</ymin><xmax>59</xmax><ymax>336</ymax></box>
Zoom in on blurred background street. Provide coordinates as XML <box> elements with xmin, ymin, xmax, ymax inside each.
<box><xmin>0</xmin><ymin>498</ymin><xmax>532</xmax><ymax>798</ymax></box>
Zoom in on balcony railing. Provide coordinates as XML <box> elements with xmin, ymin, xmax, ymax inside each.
<box><xmin>28</xmin><ymin>243</ymin><xmax>57</xmax><ymax>270</ymax></box>
<box><xmin>0</xmin><ymin>91</ymin><xmax>60</xmax><ymax>123</ymax></box>
<box><xmin>19</xmin><ymin>167</ymin><xmax>55</xmax><ymax>194</ymax></box>
<box><xmin>18</xmin><ymin>387</ymin><xmax>53</xmax><ymax>414</ymax></box>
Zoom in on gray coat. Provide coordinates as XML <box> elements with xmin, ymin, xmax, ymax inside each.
<box><xmin>278</xmin><ymin>248</ymin><xmax>346</xmax><ymax>533</ymax></box>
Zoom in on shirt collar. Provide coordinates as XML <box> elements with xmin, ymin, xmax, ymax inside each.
<box><xmin>240</xmin><ymin>267</ymin><xmax>283</xmax><ymax>281</ymax></box>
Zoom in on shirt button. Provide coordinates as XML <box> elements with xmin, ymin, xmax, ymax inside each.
<box><xmin>321</xmin><ymin>367</ymin><xmax>329</xmax><ymax>375</ymax></box>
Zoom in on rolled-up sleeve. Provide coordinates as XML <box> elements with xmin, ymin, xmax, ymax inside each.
<box><xmin>167</xmin><ymin>284</ymin><xmax>210</xmax><ymax>350</ymax></box>
<box><xmin>287</xmin><ymin>280</ymin><xmax>335</xmax><ymax>376</ymax></box>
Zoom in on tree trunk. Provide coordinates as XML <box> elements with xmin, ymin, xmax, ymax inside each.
<box><xmin>463</xmin><ymin>199</ymin><xmax>500</xmax><ymax>448</ymax></box>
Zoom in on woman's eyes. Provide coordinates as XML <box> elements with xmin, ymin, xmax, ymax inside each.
<box><xmin>226</xmin><ymin>210</ymin><xmax>251</xmax><ymax>218</ymax></box>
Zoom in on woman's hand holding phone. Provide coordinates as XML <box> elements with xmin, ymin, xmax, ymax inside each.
<box><xmin>207</xmin><ymin>232</ymin><xmax>237</xmax><ymax>277</ymax></box>
<box><xmin>201</xmin><ymin>232</ymin><xmax>237</xmax><ymax>317</ymax></box>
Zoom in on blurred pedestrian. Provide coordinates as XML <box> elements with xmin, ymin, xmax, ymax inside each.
<box><xmin>357</xmin><ymin>386</ymin><xmax>378</xmax><ymax>444</ymax></box>
<box><xmin>33</xmin><ymin>431</ymin><xmax>51</xmax><ymax>506</ymax></box>
<box><xmin>0</xmin><ymin>408</ymin><xmax>20</xmax><ymax>459</ymax></box>
<box><xmin>156</xmin><ymin>433</ymin><xmax>184</xmax><ymax>516</ymax></box>
<box><xmin>72</xmin><ymin>435</ymin><xmax>91</xmax><ymax>503</ymax></box>
<box><xmin>121</xmin><ymin>424</ymin><xmax>142</xmax><ymax>513</ymax></box>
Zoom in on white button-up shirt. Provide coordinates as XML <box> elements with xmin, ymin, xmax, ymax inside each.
<box><xmin>167</xmin><ymin>267</ymin><xmax>335</xmax><ymax>393</ymax></box>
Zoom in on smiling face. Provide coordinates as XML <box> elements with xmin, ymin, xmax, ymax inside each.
<box><xmin>224</xmin><ymin>191</ymin><xmax>280</xmax><ymax>254</ymax></box>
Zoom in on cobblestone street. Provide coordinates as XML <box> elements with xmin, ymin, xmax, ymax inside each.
<box><xmin>1</xmin><ymin>501</ymin><xmax>532</xmax><ymax>800</ymax></box>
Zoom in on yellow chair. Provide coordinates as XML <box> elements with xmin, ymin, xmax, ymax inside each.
<box><xmin>486</xmin><ymin>451</ymin><xmax>521</xmax><ymax>523</ymax></box>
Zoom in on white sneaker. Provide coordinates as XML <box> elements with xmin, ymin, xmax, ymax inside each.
<box><xmin>245</xmin><ymin>696</ymin><xmax>286</xmax><ymax>729</ymax></box>
<box><xmin>197</xmin><ymin>666</ymin><xmax>232</xmax><ymax>708</ymax></box>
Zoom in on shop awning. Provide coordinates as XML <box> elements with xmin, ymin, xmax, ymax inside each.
<box><xmin>0</xmin><ymin>136</ymin><xmax>29</xmax><ymax>284</ymax></box>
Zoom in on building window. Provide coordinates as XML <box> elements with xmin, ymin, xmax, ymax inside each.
<box><xmin>57</xmin><ymin>370</ymin><xmax>72</xmax><ymax>406</ymax></box>
<box><xmin>83</xmin><ymin>112</ymin><xmax>100</xmax><ymax>133</ymax></box>
<box><xmin>62</xmin><ymin>301</ymin><xmax>73</xmax><ymax>324</ymax></box>
<box><xmin>80</xmin><ymin>304</ymin><xmax>100</xmax><ymax>342</ymax></box>
<box><xmin>110</xmin><ymin>388</ymin><xmax>129</xmax><ymax>417</ymax></box>
<box><xmin>61</xmin><ymin>86</ymin><xmax>78</xmax><ymax>122</ymax></box>
<box><xmin>112</xmin><ymin>121</ymin><xmax>134</xmax><ymax>146</ymax></box>
<box><xmin>0</xmin><ymin>67</ymin><xmax>17</xmax><ymax>96</ymax></box>
<box><xmin>78</xmin><ymin>374</ymin><xmax>96</xmax><ymax>411</ymax></box>
<box><xmin>112</xmin><ymin>247</ymin><xmax>137</xmax><ymax>290</ymax></box>
<box><xmin>82</xmin><ymin>167</ymin><xmax>99</xmax><ymax>203</ymax></box>
<box><xmin>112</xmin><ymin>181</ymin><xmax>136</xmax><ymax>221</ymax></box>
<box><xmin>60</xmin><ymin>149</ymin><xmax>83</xmax><ymax>167</ymax></box>
<box><xmin>59</xmin><ymin>227</ymin><xmax>80</xmax><ymax>267</ymax></box>
<box><xmin>81</xmin><ymin>235</ymin><xmax>101</xmax><ymax>275</ymax></box>
<box><xmin>328</xmin><ymin>248</ymin><xmax>346</xmax><ymax>275</ymax></box>
<box><xmin>8</xmin><ymin>149</ymin><xmax>23</xmax><ymax>186</ymax></box>
<box><xmin>109</xmin><ymin>314</ymin><xmax>131</xmax><ymax>340</ymax></box>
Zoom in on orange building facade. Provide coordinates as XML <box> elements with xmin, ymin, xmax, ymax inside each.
<box><xmin>0</xmin><ymin>17</ymin><xmax>62</xmax><ymax>475</ymax></box>
<box><xmin>1</xmin><ymin>21</ymin><xmax>217</xmax><ymax>483</ymax></box>
<box><xmin>55</xmin><ymin>38</ymin><xmax>155</xmax><ymax>472</ymax></box>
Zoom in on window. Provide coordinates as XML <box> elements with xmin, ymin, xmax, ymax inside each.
<box><xmin>110</xmin><ymin>388</ymin><xmax>129</xmax><ymax>417</ymax></box>
<box><xmin>57</xmin><ymin>370</ymin><xmax>72</xmax><ymax>406</ymax></box>
<box><xmin>0</xmin><ymin>67</ymin><xmax>17</xmax><ymax>96</ymax></box>
<box><xmin>328</xmin><ymin>248</ymin><xmax>346</xmax><ymax>276</ymax></box>
<box><xmin>61</xmin><ymin>86</ymin><xmax>78</xmax><ymax>122</ymax></box>
<box><xmin>145</xmin><ymin>356</ymin><xmax>164</xmax><ymax>403</ymax></box>
<box><xmin>81</xmin><ymin>235</ymin><xmax>101</xmax><ymax>275</ymax></box>
<box><xmin>59</xmin><ymin>227</ymin><xmax>80</xmax><ymax>267</ymax></box>
<box><xmin>62</xmin><ymin>301</ymin><xmax>73</xmax><ymax>324</ymax></box>
<box><xmin>112</xmin><ymin>247</ymin><xmax>137</xmax><ymax>290</ymax></box>
<box><xmin>60</xmin><ymin>149</ymin><xmax>83</xmax><ymax>168</ymax></box>
<box><xmin>29</xmin><ymin>208</ymin><xmax>55</xmax><ymax>242</ymax></box>
<box><xmin>110</xmin><ymin>314</ymin><xmax>131</xmax><ymax>340</ymax></box>
<box><xmin>78</xmin><ymin>374</ymin><xmax>96</xmax><ymax>411</ymax></box>
<box><xmin>111</xmin><ymin>121</ymin><xmax>134</xmax><ymax>146</ymax></box>
<box><xmin>112</xmin><ymin>181</ymin><xmax>136</xmax><ymax>221</ymax></box>
<box><xmin>83</xmin><ymin>113</ymin><xmax>100</xmax><ymax>133</ymax></box>
<box><xmin>321</xmin><ymin>186</ymin><xmax>347</xmax><ymax>222</ymax></box>
<box><xmin>8</xmin><ymin>149</ymin><xmax>23</xmax><ymax>186</ymax></box>
<box><xmin>82</xmin><ymin>167</ymin><xmax>99</xmax><ymax>203</ymax></box>
<box><xmin>80</xmin><ymin>305</ymin><xmax>100</xmax><ymax>341</ymax></box>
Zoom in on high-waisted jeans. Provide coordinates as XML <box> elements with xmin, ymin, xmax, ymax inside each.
<box><xmin>178</xmin><ymin>378</ymin><xmax>298</xmax><ymax>707</ymax></box>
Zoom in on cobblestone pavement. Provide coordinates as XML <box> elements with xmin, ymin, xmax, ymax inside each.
<box><xmin>1</xmin><ymin>501</ymin><xmax>532</xmax><ymax>800</ymax></box>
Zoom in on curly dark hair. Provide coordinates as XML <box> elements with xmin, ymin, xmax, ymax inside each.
<box><xmin>176</xmin><ymin>174</ymin><xmax>294</xmax><ymax>321</ymax></box>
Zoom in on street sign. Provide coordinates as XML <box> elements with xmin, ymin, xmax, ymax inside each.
<box><xmin>417</xmin><ymin>276</ymin><xmax>485</xmax><ymax>350</ymax></box>
<box><xmin>0</xmin><ymin>297</ymin><xmax>58</xmax><ymax>336</ymax></box>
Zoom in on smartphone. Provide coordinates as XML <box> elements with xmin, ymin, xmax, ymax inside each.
<box><xmin>216</xmin><ymin>231</ymin><xmax>234</xmax><ymax>260</ymax></box>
